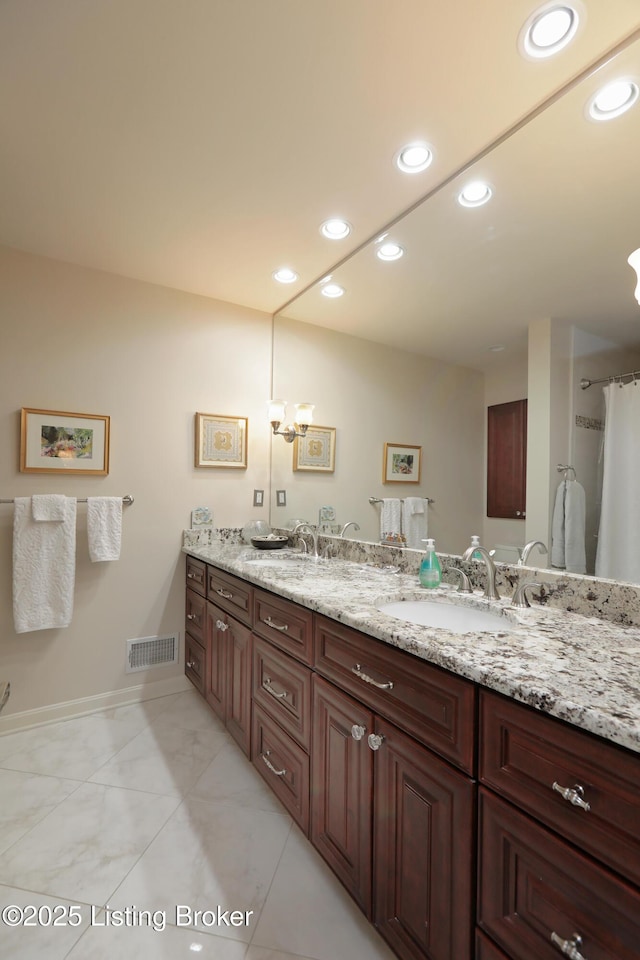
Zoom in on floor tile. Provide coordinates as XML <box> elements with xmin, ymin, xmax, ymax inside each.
<box><xmin>0</xmin><ymin>769</ymin><xmax>80</xmax><ymax>855</ymax></box>
<box><xmin>66</xmin><ymin>918</ymin><xmax>249</xmax><ymax>959</ymax></box>
<box><xmin>246</xmin><ymin>948</ymin><xmax>316</xmax><ymax>960</ymax></box>
<box><xmin>0</xmin><ymin>886</ymin><xmax>90</xmax><ymax>960</ymax></box>
<box><xmin>88</xmin><ymin>721</ymin><xmax>228</xmax><ymax>796</ymax></box>
<box><xmin>112</xmin><ymin>796</ymin><xmax>292</xmax><ymax>942</ymax></box>
<box><xmin>151</xmin><ymin>690</ymin><xmax>228</xmax><ymax>732</ymax></box>
<box><xmin>189</xmin><ymin>741</ymin><xmax>287</xmax><ymax>813</ymax></box>
<box><xmin>251</xmin><ymin>828</ymin><xmax>398</xmax><ymax>960</ymax></box>
<box><xmin>0</xmin><ymin>782</ymin><xmax>179</xmax><ymax>904</ymax></box>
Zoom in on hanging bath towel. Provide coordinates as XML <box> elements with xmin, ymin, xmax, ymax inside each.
<box><xmin>87</xmin><ymin>497</ymin><xmax>123</xmax><ymax>561</ymax></box>
<box><xmin>380</xmin><ymin>498</ymin><xmax>402</xmax><ymax>541</ymax></box>
<box><xmin>13</xmin><ymin>496</ymin><xmax>77</xmax><ymax>633</ymax></box>
<box><xmin>402</xmin><ymin>497</ymin><xmax>428</xmax><ymax>549</ymax></box>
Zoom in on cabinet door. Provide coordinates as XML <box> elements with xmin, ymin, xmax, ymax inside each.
<box><xmin>311</xmin><ymin>676</ymin><xmax>374</xmax><ymax>917</ymax></box>
<box><xmin>487</xmin><ymin>399</ymin><xmax>527</xmax><ymax>519</ymax></box>
<box><xmin>225</xmin><ymin>617</ymin><xmax>252</xmax><ymax>756</ymax></box>
<box><xmin>205</xmin><ymin>602</ymin><xmax>227</xmax><ymax>721</ymax></box>
<box><xmin>374</xmin><ymin>717</ymin><xmax>475</xmax><ymax>960</ymax></box>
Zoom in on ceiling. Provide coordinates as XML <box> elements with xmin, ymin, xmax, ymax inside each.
<box><xmin>2</xmin><ymin>0</ymin><xmax>640</xmax><ymax>364</ymax></box>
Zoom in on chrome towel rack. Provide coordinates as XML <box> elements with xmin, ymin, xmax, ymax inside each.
<box><xmin>369</xmin><ymin>495</ymin><xmax>435</xmax><ymax>504</ymax></box>
<box><xmin>556</xmin><ymin>465</ymin><xmax>576</xmax><ymax>480</ymax></box>
<box><xmin>0</xmin><ymin>494</ymin><xmax>135</xmax><ymax>505</ymax></box>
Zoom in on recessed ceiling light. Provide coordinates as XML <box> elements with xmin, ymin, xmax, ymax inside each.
<box><xmin>458</xmin><ymin>181</ymin><xmax>493</xmax><ymax>208</ymax></box>
<box><xmin>321</xmin><ymin>283</ymin><xmax>345</xmax><ymax>298</ymax></box>
<box><xmin>395</xmin><ymin>142</ymin><xmax>433</xmax><ymax>174</ymax></box>
<box><xmin>519</xmin><ymin>3</ymin><xmax>579</xmax><ymax>60</ymax></box>
<box><xmin>273</xmin><ymin>267</ymin><xmax>298</xmax><ymax>284</ymax></box>
<box><xmin>320</xmin><ymin>218</ymin><xmax>352</xmax><ymax>240</ymax></box>
<box><xmin>588</xmin><ymin>80</ymin><xmax>639</xmax><ymax>121</ymax></box>
<box><xmin>376</xmin><ymin>241</ymin><xmax>404</xmax><ymax>261</ymax></box>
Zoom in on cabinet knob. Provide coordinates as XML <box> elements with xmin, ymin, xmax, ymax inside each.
<box><xmin>550</xmin><ymin>931</ymin><xmax>587</xmax><ymax>960</ymax></box>
<box><xmin>552</xmin><ymin>781</ymin><xmax>591</xmax><ymax>812</ymax></box>
<box><xmin>186</xmin><ymin>613</ymin><xmax>199</xmax><ymax>623</ymax></box>
<box><xmin>186</xmin><ymin>660</ymin><xmax>196</xmax><ymax>669</ymax></box>
<box><xmin>260</xmin><ymin>750</ymin><xmax>287</xmax><ymax>777</ymax></box>
<box><xmin>367</xmin><ymin>733</ymin><xmax>385</xmax><ymax>751</ymax></box>
<box><xmin>215</xmin><ymin>619</ymin><xmax>229</xmax><ymax>632</ymax></box>
<box><xmin>351</xmin><ymin>724</ymin><xmax>366</xmax><ymax>741</ymax></box>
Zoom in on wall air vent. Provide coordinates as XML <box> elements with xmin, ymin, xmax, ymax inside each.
<box><xmin>125</xmin><ymin>634</ymin><xmax>179</xmax><ymax>673</ymax></box>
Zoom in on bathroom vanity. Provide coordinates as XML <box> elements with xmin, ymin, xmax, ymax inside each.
<box><xmin>183</xmin><ymin>542</ymin><xmax>640</xmax><ymax>960</ymax></box>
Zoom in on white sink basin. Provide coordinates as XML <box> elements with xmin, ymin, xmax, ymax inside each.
<box><xmin>377</xmin><ymin>600</ymin><xmax>512</xmax><ymax>633</ymax></box>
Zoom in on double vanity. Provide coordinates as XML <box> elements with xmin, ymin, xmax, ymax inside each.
<box><xmin>183</xmin><ymin>535</ymin><xmax>640</xmax><ymax>960</ymax></box>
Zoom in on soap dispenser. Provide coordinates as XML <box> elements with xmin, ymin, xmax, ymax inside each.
<box><xmin>470</xmin><ymin>535</ymin><xmax>482</xmax><ymax>560</ymax></box>
<box><xmin>419</xmin><ymin>539</ymin><xmax>442</xmax><ymax>588</ymax></box>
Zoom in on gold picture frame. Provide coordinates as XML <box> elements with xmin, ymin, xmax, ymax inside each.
<box><xmin>383</xmin><ymin>442</ymin><xmax>422</xmax><ymax>483</ymax></box>
<box><xmin>20</xmin><ymin>407</ymin><xmax>110</xmax><ymax>475</ymax></box>
<box><xmin>195</xmin><ymin>413</ymin><xmax>248</xmax><ymax>468</ymax></box>
<box><xmin>293</xmin><ymin>425</ymin><xmax>336</xmax><ymax>472</ymax></box>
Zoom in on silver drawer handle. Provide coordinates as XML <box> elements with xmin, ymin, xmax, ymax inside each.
<box><xmin>187</xmin><ymin>572</ymin><xmax>200</xmax><ymax>580</ymax></box>
<box><xmin>551</xmin><ymin>932</ymin><xmax>587</xmax><ymax>960</ymax></box>
<box><xmin>215</xmin><ymin>619</ymin><xmax>229</xmax><ymax>632</ymax></box>
<box><xmin>216</xmin><ymin>588</ymin><xmax>234</xmax><ymax>599</ymax></box>
<box><xmin>262</xmin><ymin>616</ymin><xmax>289</xmax><ymax>633</ymax></box>
<box><xmin>352</xmin><ymin>664</ymin><xmax>394</xmax><ymax>690</ymax></box>
<box><xmin>260</xmin><ymin>750</ymin><xmax>287</xmax><ymax>777</ymax></box>
<box><xmin>367</xmin><ymin>733</ymin><xmax>385</xmax><ymax>751</ymax></box>
<box><xmin>552</xmin><ymin>782</ymin><xmax>591</xmax><ymax>812</ymax></box>
<box><xmin>263</xmin><ymin>678</ymin><xmax>288</xmax><ymax>699</ymax></box>
<box><xmin>351</xmin><ymin>724</ymin><xmax>366</xmax><ymax>740</ymax></box>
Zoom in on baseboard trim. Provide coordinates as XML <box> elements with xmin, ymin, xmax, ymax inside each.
<box><xmin>0</xmin><ymin>675</ymin><xmax>192</xmax><ymax>735</ymax></box>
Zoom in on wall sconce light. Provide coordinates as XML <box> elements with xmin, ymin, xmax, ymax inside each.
<box><xmin>268</xmin><ymin>399</ymin><xmax>315</xmax><ymax>443</ymax></box>
<box><xmin>628</xmin><ymin>248</ymin><xmax>640</xmax><ymax>305</ymax></box>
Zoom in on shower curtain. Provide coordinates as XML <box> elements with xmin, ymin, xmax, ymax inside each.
<box><xmin>595</xmin><ymin>380</ymin><xmax>640</xmax><ymax>583</ymax></box>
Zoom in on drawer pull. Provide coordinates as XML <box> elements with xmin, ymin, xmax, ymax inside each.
<box><xmin>351</xmin><ymin>724</ymin><xmax>366</xmax><ymax>740</ymax></box>
<box><xmin>186</xmin><ymin>613</ymin><xmax>199</xmax><ymax>624</ymax></box>
<box><xmin>187</xmin><ymin>571</ymin><xmax>200</xmax><ymax>580</ymax></box>
<box><xmin>263</xmin><ymin>677</ymin><xmax>288</xmax><ymax>700</ymax></box>
<box><xmin>552</xmin><ymin>781</ymin><xmax>591</xmax><ymax>812</ymax></box>
<box><xmin>260</xmin><ymin>750</ymin><xmax>287</xmax><ymax>777</ymax></box>
<box><xmin>216</xmin><ymin>588</ymin><xmax>234</xmax><ymax>599</ymax></box>
<box><xmin>262</xmin><ymin>616</ymin><xmax>289</xmax><ymax>633</ymax></box>
<box><xmin>352</xmin><ymin>664</ymin><xmax>394</xmax><ymax>690</ymax></box>
<box><xmin>215</xmin><ymin>619</ymin><xmax>229</xmax><ymax>632</ymax></box>
<box><xmin>367</xmin><ymin>733</ymin><xmax>385</xmax><ymax>751</ymax></box>
<box><xmin>551</xmin><ymin>932</ymin><xmax>587</xmax><ymax>960</ymax></box>
<box><xmin>186</xmin><ymin>660</ymin><xmax>196</xmax><ymax>669</ymax></box>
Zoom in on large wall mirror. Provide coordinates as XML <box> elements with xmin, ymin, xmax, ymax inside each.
<box><xmin>271</xmin><ymin>34</ymin><xmax>640</xmax><ymax>582</ymax></box>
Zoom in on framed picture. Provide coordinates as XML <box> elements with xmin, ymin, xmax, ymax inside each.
<box><xmin>293</xmin><ymin>425</ymin><xmax>336</xmax><ymax>472</ymax></box>
<box><xmin>20</xmin><ymin>408</ymin><xmax>110</xmax><ymax>475</ymax></box>
<box><xmin>383</xmin><ymin>442</ymin><xmax>422</xmax><ymax>483</ymax></box>
<box><xmin>195</xmin><ymin>413</ymin><xmax>247</xmax><ymax>468</ymax></box>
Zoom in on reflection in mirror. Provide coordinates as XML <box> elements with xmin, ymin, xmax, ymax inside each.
<box><xmin>272</xmin><ymin>36</ymin><xmax>640</xmax><ymax>582</ymax></box>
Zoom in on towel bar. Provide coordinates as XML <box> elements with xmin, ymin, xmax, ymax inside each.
<box><xmin>0</xmin><ymin>494</ymin><xmax>134</xmax><ymax>505</ymax></box>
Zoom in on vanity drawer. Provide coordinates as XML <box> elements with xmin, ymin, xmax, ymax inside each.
<box><xmin>480</xmin><ymin>690</ymin><xmax>640</xmax><ymax>886</ymax></box>
<box><xmin>185</xmin><ymin>555</ymin><xmax>206</xmax><ymax>596</ymax></box>
<box><xmin>478</xmin><ymin>788</ymin><xmax>640</xmax><ymax>960</ymax></box>
<box><xmin>252</xmin><ymin>702</ymin><xmax>310</xmax><ymax>833</ymax></box>
<box><xmin>206</xmin><ymin>567</ymin><xmax>253</xmax><ymax>627</ymax></box>
<box><xmin>185</xmin><ymin>632</ymin><xmax>206</xmax><ymax>694</ymax></box>
<box><xmin>475</xmin><ymin>931</ymin><xmax>510</xmax><ymax>960</ymax></box>
<box><xmin>314</xmin><ymin>614</ymin><xmax>476</xmax><ymax>774</ymax></box>
<box><xmin>185</xmin><ymin>587</ymin><xmax>206</xmax><ymax>645</ymax></box>
<box><xmin>253</xmin><ymin>589</ymin><xmax>314</xmax><ymax>665</ymax></box>
<box><xmin>253</xmin><ymin>637</ymin><xmax>312</xmax><ymax>750</ymax></box>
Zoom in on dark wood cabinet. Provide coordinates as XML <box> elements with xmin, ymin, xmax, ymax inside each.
<box><xmin>204</xmin><ymin>599</ymin><xmax>252</xmax><ymax>755</ymax></box>
<box><xmin>487</xmin><ymin>398</ymin><xmax>527</xmax><ymax>519</ymax></box>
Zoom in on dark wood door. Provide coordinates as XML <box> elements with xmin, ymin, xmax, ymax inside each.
<box><xmin>311</xmin><ymin>675</ymin><xmax>374</xmax><ymax>916</ymax></box>
<box><xmin>225</xmin><ymin>617</ymin><xmax>252</xmax><ymax>756</ymax></box>
<box><xmin>374</xmin><ymin>717</ymin><xmax>475</xmax><ymax>960</ymax></box>
<box><xmin>205</xmin><ymin>601</ymin><xmax>226</xmax><ymax>721</ymax></box>
<box><xmin>487</xmin><ymin>399</ymin><xmax>527</xmax><ymax>519</ymax></box>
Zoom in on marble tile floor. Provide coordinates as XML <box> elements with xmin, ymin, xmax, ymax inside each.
<box><xmin>0</xmin><ymin>690</ymin><xmax>398</xmax><ymax>960</ymax></box>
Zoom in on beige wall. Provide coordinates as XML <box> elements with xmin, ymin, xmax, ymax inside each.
<box><xmin>0</xmin><ymin>246</ymin><xmax>272</xmax><ymax>720</ymax></box>
<box><xmin>272</xmin><ymin>316</ymin><xmax>485</xmax><ymax>552</ymax></box>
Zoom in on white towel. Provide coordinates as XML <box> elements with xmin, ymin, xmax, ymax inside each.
<box><xmin>87</xmin><ymin>497</ymin><xmax>122</xmax><ymax>561</ymax></box>
<box><xmin>402</xmin><ymin>497</ymin><xmax>428</xmax><ymax>549</ymax></box>
<box><xmin>380</xmin><ymin>498</ymin><xmax>402</xmax><ymax>540</ymax></box>
<box><xmin>13</xmin><ymin>496</ymin><xmax>76</xmax><ymax>633</ymax></box>
<box><xmin>551</xmin><ymin>480</ymin><xmax>586</xmax><ymax>574</ymax></box>
<box><xmin>32</xmin><ymin>494</ymin><xmax>67</xmax><ymax>521</ymax></box>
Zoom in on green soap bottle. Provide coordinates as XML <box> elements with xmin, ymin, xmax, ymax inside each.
<box><xmin>419</xmin><ymin>538</ymin><xmax>442</xmax><ymax>588</ymax></box>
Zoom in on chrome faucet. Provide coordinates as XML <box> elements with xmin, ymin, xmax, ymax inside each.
<box><xmin>339</xmin><ymin>521</ymin><xmax>361</xmax><ymax>538</ymax></box>
<box><xmin>292</xmin><ymin>521</ymin><xmax>320</xmax><ymax>558</ymax></box>
<box><xmin>462</xmin><ymin>543</ymin><xmax>500</xmax><ymax>600</ymax></box>
<box><xmin>511</xmin><ymin>580</ymin><xmax>550</xmax><ymax>608</ymax></box>
<box><xmin>519</xmin><ymin>540</ymin><xmax>548</xmax><ymax>566</ymax></box>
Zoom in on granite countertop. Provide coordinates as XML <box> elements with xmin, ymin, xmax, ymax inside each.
<box><xmin>183</xmin><ymin>542</ymin><xmax>640</xmax><ymax>756</ymax></box>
